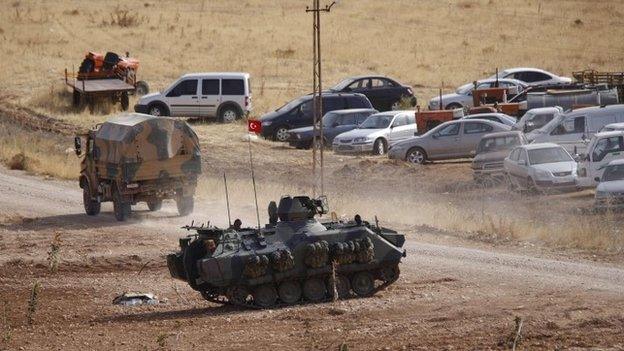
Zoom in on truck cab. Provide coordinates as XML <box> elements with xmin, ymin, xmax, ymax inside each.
<box><xmin>576</xmin><ymin>131</ymin><xmax>624</xmax><ymax>188</ymax></box>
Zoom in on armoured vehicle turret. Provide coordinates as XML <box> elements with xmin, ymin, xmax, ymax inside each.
<box><xmin>167</xmin><ymin>195</ymin><xmax>406</xmax><ymax>308</ymax></box>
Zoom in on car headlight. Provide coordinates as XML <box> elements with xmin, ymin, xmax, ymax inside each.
<box><xmin>353</xmin><ymin>137</ymin><xmax>370</xmax><ymax>144</ymax></box>
<box><xmin>261</xmin><ymin>121</ymin><xmax>272</xmax><ymax>126</ymax></box>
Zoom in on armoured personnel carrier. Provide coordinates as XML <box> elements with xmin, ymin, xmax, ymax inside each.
<box><xmin>74</xmin><ymin>113</ymin><xmax>201</xmax><ymax>221</ymax></box>
<box><xmin>167</xmin><ymin>195</ymin><xmax>406</xmax><ymax>308</ymax></box>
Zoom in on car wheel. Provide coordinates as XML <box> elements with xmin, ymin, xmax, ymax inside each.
<box><xmin>148</xmin><ymin>103</ymin><xmax>168</xmax><ymax>117</ymax></box>
<box><xmin>373</xmin><ymin>139</ymin><xmax>387</xmax><ymax>155</ymax></box>
<box><xmin>273</xmin><ymin>126</ymin><xmax>290</xmax><ymax>142</ymax></box>
<box><xmin>219</xmin><ymin>106</ymin><xmax>240</xmax><ymax>123</ymax></box>
<box><xmin>445</xmin><ymin>103</ymin><xmax>463</xmax><ymax>110</ymax></box>
<box><xmin>406</xmin><ymin>147</ymin><xmax>427</xmax><ymax>164</ymax></box>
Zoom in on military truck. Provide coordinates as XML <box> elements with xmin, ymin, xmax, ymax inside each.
<box><xmin>167</xmin><ymin>195</ymin><xmax>406</xmax><ymax>308</ymax></box>
<box><xmin>74</xmin><ymin>113</ymin><xmax>201</xmax><ymax>221</ymax></box>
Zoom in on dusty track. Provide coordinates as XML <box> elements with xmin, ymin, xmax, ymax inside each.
<box><xmin>1</xmin><ymin>167</ymin><xmax>623</xmax><ymax>350</ymax></box>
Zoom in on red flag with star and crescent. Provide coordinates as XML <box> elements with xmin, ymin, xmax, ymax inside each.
<box><xmin>248</xmin><ymin>119</ymin><xmax>261</xmax><ymax>134</ymax></box>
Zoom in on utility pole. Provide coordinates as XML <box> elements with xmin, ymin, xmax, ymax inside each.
<box><xmin>306</xmin><ymin>0</ymin><xmax>335</xmax><ymax>197</ymax></box>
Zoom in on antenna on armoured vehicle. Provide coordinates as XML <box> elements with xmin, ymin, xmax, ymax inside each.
<box><xmin>247</xmin><ymin>134</ymin><xmax>261</xmax><ymax>229</ymax></box>
<box><xmin>223</xmin><ymin>172</ymin><xmax>232</xmax><ymax>228</ymax></box>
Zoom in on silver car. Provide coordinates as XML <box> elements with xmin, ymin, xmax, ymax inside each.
<box><xmin>387</xmin><ymin>119</ymin><xmax>511</xmax><ymax>164</ymax></box>
<box><xmin>504</xmin><ymin>143</ymin><xmax>578</xmax><ymax>192</ymax></box>
<box><xmin>427</xmin><ymin>78</ymin><xmax>527</xmax><ymax>110</ymax></box>
<box><xmin>332</xmin><ymin>111</ymin><xmax>416</xmax><ymax>155</ymax></box>
<box><xmin>594</xmin><ymin>159</ymin><xmax>624</xmax><ymax>210</ymax></box>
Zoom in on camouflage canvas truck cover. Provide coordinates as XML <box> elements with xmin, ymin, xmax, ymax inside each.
<box><xmin>167</xmin><ymin>195</ymin><xmax>406</xmax><ymax>308</ymax></box>
<box><xmin>75</xmin><ymin>113</ymin><xmax>201</xmax><ymax>221</ymax></box>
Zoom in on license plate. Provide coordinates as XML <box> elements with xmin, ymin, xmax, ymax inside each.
<box><xmin>553</xmin><ymin>178</ymin><xmax>568</xmax><ymax>183</ymax></box>
<box><xmin>339</xmin><ymin>145</ymin><xmax>353</xmax><ymax>151</ymax></box>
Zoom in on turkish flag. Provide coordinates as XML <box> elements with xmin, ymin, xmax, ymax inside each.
<box><xmin>248</xmin><ymin>119</ymin><xmax>261</xmax><ymax>134</ymax></box>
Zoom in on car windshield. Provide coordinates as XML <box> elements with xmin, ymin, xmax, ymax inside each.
<box><xmin>602</xmin><ymin>164</ymin><xmax>624</xmax><ymax>182</ymax></box>
<box><xmin>477</xmin><ymin>135</ymin><xmax>521</xmax><ymax>153</ymax></box>
<box><xmin>322</xmin><ymin>112</ymin><xmax>339</xmax><ymax>127</ymax></box>
<box><xmin>359</xmin><ymin>114</ymin><xmax>393</xmax><ymax>129</ymax></box>
<box><xmin>276</xmin><ymin>97</ymin><xmax>305</xmax><ymax>112</ymax></box>
<box><xmin>528</xmin><ymin>147</ymin><xmax>572</xmax><ymax>165</ymax></box>
<box><xmin>331</xmin><ymin>78</ymin><xmax>354</xmax><ymax>91</ymax></box>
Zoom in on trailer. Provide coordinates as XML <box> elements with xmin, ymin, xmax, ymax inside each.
<box><xmin>65</xmin><ymin>68</ymin><xmax>135</xmax><ymax>112</ymax></box>
<box><xmin>573</xmin><ymin>70</ymin><xmax>624</xmax><ymax>102</ymax></box>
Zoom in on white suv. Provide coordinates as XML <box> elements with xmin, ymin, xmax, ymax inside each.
<box><xmin>135</xmin><ymin>72</ymin><xmax>251</xmax><ymax>123</ymax></box>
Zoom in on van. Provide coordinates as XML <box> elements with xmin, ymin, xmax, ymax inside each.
<box><xmin>526</xmin><ymin>105</ymin><xmax>624</xmax><ymax>154</ymax></box>
<box><xmin>258</xmin><ymin>93</ymin><xmax>373</xmax><ymax>141</ymax></box>
<box><xmin>576</xmin><ymin>131</ymin><xmax>624</xmax><ymax>187</ymax></box>
<box><xmin>135</xmin><ymin>72</ymin><xmax>251</xmax><ymax>123</ymax></box>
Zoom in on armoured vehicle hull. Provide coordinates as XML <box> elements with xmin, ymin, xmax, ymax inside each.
<box><xmin>167</xmin><ymin>196</ymin><xmax>406</xmax><ymax>308</ymax></box>
<box><xmin>75</xmin><ymin>113</ymin><xmax>201</xmax><ymax>221</ymax></box>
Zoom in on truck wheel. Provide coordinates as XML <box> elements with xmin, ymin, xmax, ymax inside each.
<box><xmin>218</xmin><ymin>105</ymin><xmax>240</xmax><ymax>123</ymax></box>
<box><xmin>120</xmin><ymin>92</ymin><xmax>129</xmax><ymax>111</ymax></box>
<box><xmin>177</xmin><ymin>196</ymin><xmax>194</xmax><ymax>216</ymax></box>
<box><xmin>147</xmin><ymin>200</ymin><xmax>162</xmax><ymax>212</ymax></box>
<box><xmin>113</xmin><ymin>188</ymin><xmax>131</xmax><ymax>221</ymax></box>
<box><xmin>135</xmin><ymin>81</ymin><xmax>149</xmax><ymax>96</ymax></box>
<box><xmin>83</xmin><ymin>187</ymin><xmax>101</xmax><ymax>216</ymax></box>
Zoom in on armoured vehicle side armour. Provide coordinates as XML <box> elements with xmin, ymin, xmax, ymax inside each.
<box><xmin>167</xmin><ymin>196</ymin><xmax>406</xmax><ymax>308</ymax></box>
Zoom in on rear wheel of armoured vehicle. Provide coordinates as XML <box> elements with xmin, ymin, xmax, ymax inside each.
<box><xmin>218</xmin><ymin>105</ymin><xmax>240</xmax><ymax>123</ymax></box>
<box><xmin>135</xmin><ymin>81</ymin><xmax>149</xmax><ymax>96</ymax></box>
<box><xmin>183</xmin><ymin>239</ymin><xmax>207</xmax><ymax>291</ymax></box>
<box><xmin>351</xmin><ymin>271</ymin><xmax>375</xmax><ymax>297</ymax></box>
<box><xmin>327</xmin><ymin>275</ymin><xmax>351</xmax><ymax>299</ymax></box>
<box><xmin>303</xmin><ymin>278</ymin><xmax>327</xmax><ymax>302</ymax></box>
<box><xmin>278</xmin><ymin>281</ymin><xmax>302</xmax><ymax>305</ymax></box>
<box><xmin>83</xmin><ymin>187</ymin><xmax>101</xmax><ymax>216</ymax></box>
<box><xmin>380</xmin><ymin>265</ymin><xmax>400</xmax><ymax>284</ymax></box>
<box><xmin>253</xmin><ymin>284</ymin><xmax>278</xmax><ymax>308</ymax></box>
<box><xmin>226</xmin><ymin>286</ymin><xmax>251</xmax><ymax>306</ymax></box>
<box><xmin>176</xmin><ymin>196</ymin><xmax>194</xmax><ymax>216</ymax></box>
<box><xmin>112</xmin><ymin>187</ymin><xmax>131</xmax><ymax>221</ymax></box>
<box><xmin>147</xmin><ymin>200</ymin><xmax>163</xmax><ymax>212</ymax></box>
<box><xmin>273</xmin><ymin>126</ymin><xmax>290</xmax><ymax>142</ymax></box>
<box><xmin>373</xmin><ymin>138</ymin><xmax>387</xmax><ymax>155</ymax></box>
<box><xmin>120</xmin><ymin>92</ymin><xmax>129</xmax><ymax>111</ymax></box>
<box><xmin>406</xmin><ymin>147</ymin><xmax>427</xmax><ymax>165</ymax></box>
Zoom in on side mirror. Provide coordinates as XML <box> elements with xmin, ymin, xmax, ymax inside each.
<box><xmin>74</xmin><ymin>136</ymin><xmax>82</xmax><ymax>156</ymax></box>
<box><xmin>594</xmin><ymin>177</ymin><xmax>601</xmax><ymax>182</ymax></box>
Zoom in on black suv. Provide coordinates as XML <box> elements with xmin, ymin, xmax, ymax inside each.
<box><xmin>329</xmin><ymin>75</ymin><xmax>416</xmax><ymax>111</ymax></box>
<box><xmin>259</xmin><ymin>93</ymin><xmax>372</xmax><ymax>141</ymax></box>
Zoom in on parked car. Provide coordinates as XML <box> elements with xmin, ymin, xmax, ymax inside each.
<box><xmin>332</xmin><ymin>111</ymin><xmax>416</xmax><ymax>155</ymax></box>
<box><xmin>599</xmin><ymin>122</ymin><xmax>624</xmax><ymax>132</ymax></box>
<box><xmin>135</xmin><ymin>72</ymin><xmax>252</xmax><ymax>122</ymax></box>
<box><xmin>488</xmin><ymin>68</ymin><xmax>572</xmax><ymax>86</ymax></box>
<box><xmin>286</xmin><ymin>108</ymin><xmax>378</xmax><ymax>149</ymax></box>
<box><xmin>472</xmin><ymin>131</ymin><xmax>528</xmax><ymax>182</ymax></box>
<box><xmin>504</xmin><ymin>143</ymin><xmax>577</xmax><ymax>192</ymax></box>
<box><xmin>387</xmin><ymin>119</ymin><xmax>511</xmax><ymax>164</ymax></box>
<box><xmin>329</xmin><ymin>75</ymin><xmax>416</xmax><ymax>111</ymax></box>
<box><xmin>594</xmin><ymin>159</ymin><xmax>624</xmax><ymax>211</ymax></box>
<box><xmin>513</xmin><ymin>106</ymin><xmax>563</xmax><ymax>133</ymax></box>
<box><xmin>259</xmin><ymin>93</ymin><xmax>372</xmax><ymax>141</ymax></box>
<box><xmin>463</xmin><ymin>113</ymin><xmax>517</xmax><ymax>127</ymax></box>
<box><xmin>576</xmin><ymin>131</ymin><xmax>624</xmax><ymax>188</ymax></box>
<box><xmin>526</xmin><ymin>105</ymin><xmax>624</xmax><ymax>154</ymax></box>
<box><xmin>427</xmin><ymin>78</ymin><xmax>527</xmax><ymax>110</ymax></box>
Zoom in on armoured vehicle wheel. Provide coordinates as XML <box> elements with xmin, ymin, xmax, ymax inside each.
<box><xmin>278</xmin><ymin>281</ymin><xmax>302</xmax><ymax>305</ymax></box>
<box><xmin>177</xmin><ymin>196</ymin><xmax>194</xmax><ymax>216</ymax></box>
<box><xmin>380</xmin><ymin>265</ymin><xmax>400</xmax><ymax>283</ymax></box>
<box><xmin>327</xmin><ymin>275</ymin><xmax>350</xmax><ymax>299</ymax></box>
<box><xmin>113</xmin><ymin>188</ymin><xmax>131</xmax><ymax>221</ymax></box>
<box><xmin>373</xmin><ymin>139</ymin><xmax>387</xmax><ymax>155</ymax></box>
<box><xmin>253</xmin><ymin>284</ymin><xmax>278</xmax><ymax>308</ymax></box>
<box><xmin>351</xmin><ymin>272</ymin><xmax>375</xmax><ymax>297</ymax></box>
<box><xmin>147</xmin><ymin>200</ymin><xmax>163</xmax><ymax>211</ymax></box>
<box><xmin>83</xmin><ymin>187</ymin><xmax>101</xmax><ymax>216</ymax></box>
<box><xmin>226</xmin><ymin>286</ymin><xmax>251</xmax><ymax>305</ymax></box>
<box><xmin>303</xmin><ymin>278</ymin><xmax>327</xmax><ymax>302</ymax></box>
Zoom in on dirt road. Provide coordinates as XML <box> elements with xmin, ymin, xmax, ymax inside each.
<box><xmin>1</xmin><ymin>167</ymin><xmax>623</xmax><ymax>350</ymax></box>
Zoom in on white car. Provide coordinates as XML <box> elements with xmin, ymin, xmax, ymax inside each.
<box><xmin>428</xmin><ymin>78</ymin><xmax>527</xmax><ymax>110</ymax></box>
<box><xmin>576</xmin><ymin>131</ymin><xmax>624</xmax><ymax>188</ymax></box>
<box><xmin>135</xmin><ymin>72</ymin><xmax>252</xmax><ymax>123</ymax></box>
<box><xmin>599</xmin><ymin>122</ymin><xmax>624</xmax><ymax>132</ymax></box>
<box><xmin>504</xmin><ymin>143</ymin><xmax>578</xmax><ymax>192</ymax></box>
<box><xmin>594</xmin><ymin>159</ymin><xmax>624</xmax><ymax>210</ymax></box>
<box><xmin>489</xmin><ymin>67</ymin><xmax>572</xmax><ymax>86</ymax></box>
<box><xmin>333</xmin><ymin>111</ymin><xmax>416</xmax><ymax>155</ymax></box>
